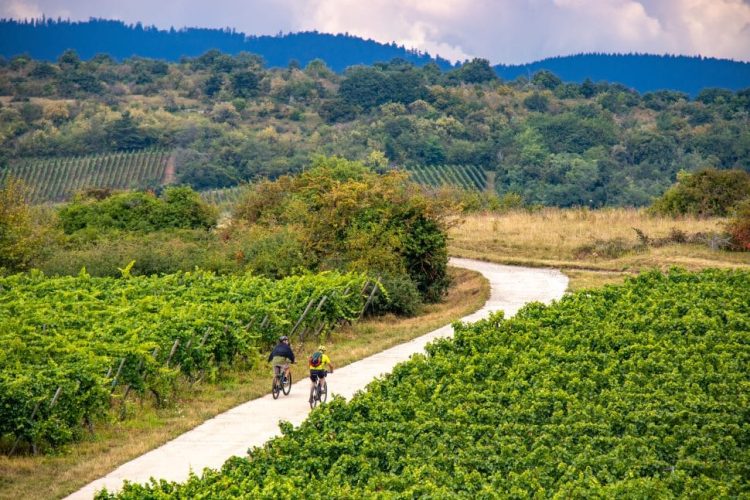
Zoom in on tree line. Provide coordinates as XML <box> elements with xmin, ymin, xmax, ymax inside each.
<box><xmin>0</xmin><ymin>49</ymin><xmax>748</xmax><ymax>208</ymax></box>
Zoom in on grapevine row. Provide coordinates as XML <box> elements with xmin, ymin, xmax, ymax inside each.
<box><xmin>199</xmin><ymin>186</ymin><xmax>246</xmax><ymax>207</ymax></box>
<box><xmin>0</xmin><ymin>270</ymin><xmax>375</xmax><ymax>452</ymax></box>
<box><xmin>105</xmin><ymin>268</ymin><xmax>750</xmax><ymax>497</ymax></box>
<box><xmin>406</xmin><ymin>164</ymin><xmax>487</xmax><ymax>191</ymax></box>
<box><xmin>2</xmin><ymin>149</ymin><xmax>171</xmax><ymax>203</ymax></box>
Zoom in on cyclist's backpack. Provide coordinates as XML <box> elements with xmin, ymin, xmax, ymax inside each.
<box><xmin>310</xmin><ymin>351</ymin><xmax>323</xmax><ymax>368</ymax></box>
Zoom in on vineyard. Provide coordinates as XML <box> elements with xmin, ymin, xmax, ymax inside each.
<box><xmin>406</xmin><ymin>164</ymin><xmax>487</xmax><ymax>191</ymax></box>
<box><xmin>2</xmin><ymin>149</ymin><xmax>172</xmax><ymax>203</ymax></box>
<box><xmin>0</xmin><ymin>269</ymin><xmax>374</xmax><ymax>453</ymax></box>
<box><xmin>105</xmin><ymin>268</ymin><xmax>750</xmax><ymax>497</ymax></box>
<box><xmin>199</xmin><ymin>186</ymin><xmax>247</xmax><ymax>207</ymax></box>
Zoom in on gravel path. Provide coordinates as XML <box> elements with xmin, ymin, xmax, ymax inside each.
<box><xmin>69</xmin><ymin>258</ymin><xmax>568</xmax><ymax>498</ymax></box>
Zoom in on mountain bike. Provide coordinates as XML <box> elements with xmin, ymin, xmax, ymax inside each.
<box><xmin>271</xmin><ymin>366</ymin><xmax>292</xmax><ymax>399</ymax></box>
<box><xmin>309</xmin><ymin>374</ymin><xmax>328</xmax><ymax>408</ymax></box>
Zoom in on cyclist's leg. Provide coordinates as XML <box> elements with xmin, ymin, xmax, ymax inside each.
<box><xmin>278</xmin><ymin>365</ymin><xmax>286</xmax><ymax>389</ymax></box>
<box><xmin>309</xmin><ymin>371</ymin><xmax>317</xmax><ymax>402</ymax></box>
<box><xmin>316</xmin><ymin>372</ymin><xmax>326</xmax><ymax>400</ymax></box>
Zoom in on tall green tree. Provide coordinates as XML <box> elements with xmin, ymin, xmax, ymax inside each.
<box><xmin>0</xmin><ymin>177</ymin><xmax>54</xmax><ymax>270</ymax></box>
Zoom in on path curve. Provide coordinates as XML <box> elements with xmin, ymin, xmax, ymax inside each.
<box><xmin>69</xmin><ymin>258</ymin><xmax>568</xmax><ymax>498</ymax></box>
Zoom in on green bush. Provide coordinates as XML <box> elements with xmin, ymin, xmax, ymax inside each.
<box><xmin>650</xmin><ymin>168</ymin><xmax>750</xmax><ymax>217</ymax></box>
<box><xmin>232</xmin><ymin>156</ymin><xmax>453</xmax><ymax>302</ymax></box>
<box><xmin>58</xmin><ymin>186</ymin><xmax>218</xmax><ymax>234</ymax></box>
<box><xmin>368</xmin><ymin>274</ymin><xmax>423</xmax><ymax>317</ymax></box>
<box><xmin>230</xmin><ymin>225</ymin><xmax>311</xmax><ymax>279</ymax></box>
<box><xmin>39</xmin><ymin>230</ymin><xmax>237</xmax><ymax>277</ymax></box>
<box><xmin>0</xmin><ymin>176</ymin><xmax>58</xmax><ymax>271</ymax></box>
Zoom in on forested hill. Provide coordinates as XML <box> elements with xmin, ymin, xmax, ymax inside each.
<box><xmin>495</xmin><ymin>53</ymin><xmax>750</xmax><ymax>97</ymax></box>
<box><xmin>0</xmin><ymin>18</ymin><xmax>454</xmax><ymax>71</ymax></box>
<box><xmin>2</xmin><ymin>19</ymin><xmax>750</xmax><ymax>95</ymax></box>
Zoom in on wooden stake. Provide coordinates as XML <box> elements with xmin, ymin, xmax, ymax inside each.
<box><xmin>166</xmin><ymin>339</ymin><xmax>180</xmax><ymax>367</ymax></box>
<box><xmin>110</xmin><ymin>358</ymin><xmax>126</xmax><ymax>393</ymax></box>
<box><xmin>359</xmin><ymin>278</ymin><xmax>381</xmax><ymax>319</ymax></box>
<box><xmin>289</xmin><ymin>298</ymin><xmax>316</xmax><ymax>336</ymax></box>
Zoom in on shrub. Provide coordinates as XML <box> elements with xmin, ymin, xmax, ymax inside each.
<box><xmin>0</xmin><ymin>176</ymin><xmax>58</xmax><ymax>270</ymax></box>
<box><xmin>58</xmin><ymin>186</ymin><xmax>218</xmax><ymax>234</ymax></box>
<box><xmin>727</xmin><ymin>199</ymin><xmax>750</xmax><ymax>250</ymax></box>
<box><xmin>523</xmin><ymin>92</ymin><xmax>549</xmax><ymax>112</ymax></box>
<box><xmin>574</xmin><ymin>237</ymin><xmax>641</xmax><ymax>259</ymax></box>
<box><xmin>230</xmin><ymin>225</ymin><xmax>311</xmax><ymax>279</ymax></box>
<box><xmin>232</xmin><ymin>156</ymin><xmax>453</xmax><ymax>302</ymax></box>
<box><xmin>39</xmin><ymin>230</ymin><xmax>238</xmax><ymax>277</ymax></box>
<box><xmin>369</xmin><ymin>274</ymin><xmax>423</xmax><ymax>317</ymax></box>
<box><xmin>650</xmin><ymin>168</ymin><xmax>750</xmax><ymax>217</ymax></box>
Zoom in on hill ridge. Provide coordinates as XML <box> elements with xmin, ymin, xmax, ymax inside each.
<box><xmin>2</xmin><ymin>19</ymin><xmax>750</xmax><ymax>94</ymax></box>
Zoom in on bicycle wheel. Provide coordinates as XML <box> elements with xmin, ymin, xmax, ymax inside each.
<box><xmin>272</xmin><ymin>376</ymin><xmax>281</xmax><ymax>399</ymax></box>
<box><xmin>319</xmin><ymin>379</ymin><xmax>328</xmax><ymax>403</ymax></box>
<box><xmin>309</xmin><ymin>385</ymin><xmax>318</xmax><ymax>408</ymax></box>
<box><xmin>282</xmin><ymin>372</ymin><xmax>292</xmax><ymax>395</ymax></box>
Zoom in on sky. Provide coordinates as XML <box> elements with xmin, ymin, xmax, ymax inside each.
<box><xmin>2</xmin><ymin>0</ymin><xmax>749</xmax><ymax>64</ymax></box>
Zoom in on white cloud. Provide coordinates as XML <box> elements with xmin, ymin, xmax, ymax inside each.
<box><xmin>295</xmin><ymin>0</ymin><xmax>475</xmax><ymax>61</ymax></box>
<box><xmin>1</xmin><ymin>0</ymin><xmax>43</xmax><ymax>19</ymax></box>
<box><xmin>6</xmin><ymin>0</ymin><xmax>750</xmax><ymax>63</ymax></box>
<box><xmin>666</xmin><ymin>0</ymin><xmax>750</xmax><ymax>60</ymax></box>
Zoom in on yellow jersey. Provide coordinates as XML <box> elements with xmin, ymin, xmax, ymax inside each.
<box><xmin>309</xmin><ymin>353</ymin><xmax>331</xmax><ymax>371</ymax></box>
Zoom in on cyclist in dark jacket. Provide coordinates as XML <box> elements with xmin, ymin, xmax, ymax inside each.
<box><xmin>268</xmin><ymin>335</ymin><xmax>295</xmax><ymax>381</ymax></box>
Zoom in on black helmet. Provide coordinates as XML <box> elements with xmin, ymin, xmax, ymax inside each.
<box><xmin>279</xmin><ymin>335</ymin><xmax>289</xmax><ymax>342</ymax></box>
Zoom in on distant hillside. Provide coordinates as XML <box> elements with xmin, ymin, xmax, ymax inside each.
<box><xmin>1</xmin><ymin>48</ymin><xmax>748</xmax><ymax>208</ymax></box>
<box><xmin>0</xmin><ymin>18</ymin><xmax>455</xmax><ymax>71</ymax></box>
<box><xmin>2</xmin><ymin>19</ymin><xmax>750</xmax><ymax>96</ymax></box>
<box><xmin>495</xmin><ymin>53</ymin><xmax>750</xmax><ymax>96</ymax></box>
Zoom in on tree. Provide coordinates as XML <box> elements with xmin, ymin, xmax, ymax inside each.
<box><xmin>695</xmin><ymin>87</ymin><xmax>734</xmax><ymax>106</ymax></box>
<box><xmin>523</xmin><ymin>92</ymin><xmax>550</xmax><ymax>112</ymax></box>
<box><xmin>57</xmin><ymin>49</ymin><xmax>80</xmax><ymax>69</ymax></box>
<box><xmin>650</xmin><ymin>168</ymin><xmax>750</xmax><ymax>217</ymax></box>
<box><xmin>231</xmin><ymin>70</ymin><xmax>260</xmax><ymax>98</ymax></box>
<box><xmin>727</xmin><ymin>199</ymin><xmax>750</xmax><ymax>250</ymax></box>
<box><xmin>452</xmin><ymin>58</ymin><xmax>498</xmax><ymax>84</ymax></box>
<box><xmin>233</xmin><ymin>156</ymin><xmax>454</xmax><ymax>303</ymax></box>
<box><xmin>531</xmin><ymin>70</ymin><xmax>561</xmax><ymax>90</ymax></box>
<box><xmin>339</xmin><ymin>66</ymin><xmax>386</xmax><ymax>110</ymax></box>
<box><xmin>0</xmin><ymin>177</ymin><xmax>53</xmax><ymax>270</ymax></box>
<box><xmin>204</xmin><ymin>73</ymin><xmax>224</xmax><ymax>97</ymax></box>
<box><xmin>107</xmin><ymin>111</ymin><xmax>155</xmax><ymax>150</ymax></box>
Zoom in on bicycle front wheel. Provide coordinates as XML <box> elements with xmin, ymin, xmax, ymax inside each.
<box><xmin>282</xmin><ymin>372</ymin><xmax>292</xmax><ymax>395</ymax></box>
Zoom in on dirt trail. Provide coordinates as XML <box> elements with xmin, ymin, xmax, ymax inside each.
<box><xmin>69</xmin><ymin>258</ymin><xmax>568</xmax><ymax>498</ymax></box>
<box><xmin>162</xmin><ymin>153</ymin><xmax>176</xmax><ymax>184</ymax></box>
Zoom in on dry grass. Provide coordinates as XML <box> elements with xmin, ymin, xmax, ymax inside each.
<box><xmin>563</xmin><ymin>270</ymin><xmax>629</xmax><ymax>292</ymax></box>
<box><xmin>0</xmin><ymin>267</ymin><xmax>488</xmax><ymax>500</ymax></box>
<box><xmin>449</xmin><ymin>208</ymin><xmax>750</xmax><ymax>289</ymax></box>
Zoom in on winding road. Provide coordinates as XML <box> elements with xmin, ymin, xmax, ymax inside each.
<box><xmin>69</xmin><ymin>258</ymin><xmax>568</xmax><ymax>498</ymax></box>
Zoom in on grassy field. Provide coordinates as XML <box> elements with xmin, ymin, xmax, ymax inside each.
<box><xmin>449</xmin><ymin>208</ymin><xmax>750</xmax><ymax>290</ymax></box>
<box><xmin>0</xmin><ymin>267</ymin><xmax>488</xmax><ymax>500</ymax></box>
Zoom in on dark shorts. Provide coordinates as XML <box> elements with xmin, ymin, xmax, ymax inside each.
<box><xmin>309</xmin><ymin>370</ymin><xmax>327</xmax><ymax>382</ymax></box>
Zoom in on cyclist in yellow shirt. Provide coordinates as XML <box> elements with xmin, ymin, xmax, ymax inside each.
<box><xmin>309</xmin><ymin>345</ymin><xmax>333</xmax><ymax>404</ymax></box>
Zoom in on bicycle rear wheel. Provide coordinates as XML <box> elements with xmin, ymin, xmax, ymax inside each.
<box><xmin>282</xmin><ymin>372</ymin><xmax>292</xmax><ymax>395</ymax></box>
<box><xmin>319</xmin><ymin>379</ymin><xmax>328</xmax><ymax>403</ymax></box>
<box><xmin>309</xmin><ymin>385</ymin><xmax>318</xmax><ymax>408</ymax></box>
<box><xmin>272</xmin><ymin>376</ymin><xmax>281</xmax><ymax>399</ymax></box>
